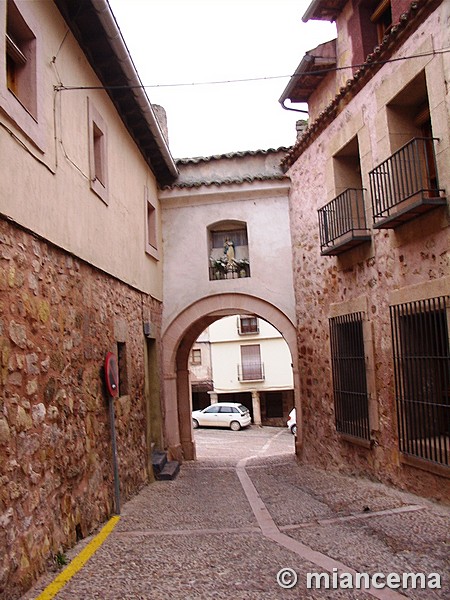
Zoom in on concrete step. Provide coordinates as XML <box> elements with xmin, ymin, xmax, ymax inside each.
<box><xmin>156</xmin><ymin>460</ymin><xmax>180</xmax><ymax>481</ymax></box>
<box><xmin>151</xmin><ymin>450</ymin><xmax>167</xmax><ymax>475</ymax></box>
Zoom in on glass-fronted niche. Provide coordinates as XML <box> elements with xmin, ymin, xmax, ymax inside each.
<box><xmin>208</xmin><ymin>221</ymin><xmax>250</xmax><ymax>280</ymax></box>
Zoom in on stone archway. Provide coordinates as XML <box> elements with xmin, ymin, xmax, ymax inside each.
<box><xmin>162</xmin><ymin>293</ymin><xmax>301</xmax><ymax>462</ymax></box>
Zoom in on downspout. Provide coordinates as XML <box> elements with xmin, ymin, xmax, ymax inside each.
<box><xmin>280</xmin><ymin>99</ymin><xmax>309</xmax><ymax>114</ymax></box>
<box><xmin>91</xmin><ymin>0</ymin><xmax>178</xmax><ymax>180</ymax></box>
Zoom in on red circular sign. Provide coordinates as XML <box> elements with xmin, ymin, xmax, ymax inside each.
<box><xmin>105</xmin><ymin>352</ymin><xmax>119</xmax><ymax>398</ymax></box>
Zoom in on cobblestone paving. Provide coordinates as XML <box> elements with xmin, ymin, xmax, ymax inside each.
<box><xmin>22</xmin><ymin>427</ymin><xmax>449</xmax><ymax>600</ymax></box>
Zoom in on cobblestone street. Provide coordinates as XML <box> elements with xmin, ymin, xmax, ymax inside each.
<box><xmin>22</xmin><ymin>427</ymin><xmax>449</xmax><ymax>599</ymax></box>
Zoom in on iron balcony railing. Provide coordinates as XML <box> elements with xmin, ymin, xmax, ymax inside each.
<box><xmin>237</xmin><ymin>362</ymin><xmax>265</xmax><ymax>381</ymax></box>
<box><xmin>209</xmin><ymin>260</ymin><xmax>250</xmax><ymax>280</ymax></box>
<box><xmin>318</xmin><ymin>188</ymin><xmax>371</xmax><ymax>256</ymax></box>
<box><xmin>390</xmin><ymin>296</ymin><xmax>449</xmax><ymax>467</ymax></box>
<box><xmin>369</xmin><ymin>137</ymin><xmax>446</xmax><ymax>228</ymax></box>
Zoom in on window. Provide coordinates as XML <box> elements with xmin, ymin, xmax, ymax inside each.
<box><xmin>117</xmin><ymin>341</ymin><xmax>129</xmax><ymax>396</ymax></box>
<box><xmin>6</xmin><ymin>0</ymin><xmax>36</xmax><ymax>117</ymax></box>
<box><xmin>145</xmin><ymin>186</ymin><xmax>159</xmax><ymax>259</ymax></box>
<box><xmin>319</xmin><ymin>136</ymin><xmax>370</xmax><ymax>255</ymax></box>
<box><xmin>204</xmin><ymin>405</ymin><xmax>220</xmax><ymax>414</ymax></box>
<box><xmin>238</xmin><ymin>316</ymin><xmax>259</xmax><ymax>335</ymax></box>
<box><xmin>191</xmin><ymin>349</ymin><xmax>201</xmax><ymax>365</ymax></box>
<box><xmin>238</xmin><ymin>345</ymin><xmax>264</xmax><ymax>381</ymax></box>
<box><xmin>93</xmin><ymin>123</ymin><xmax>105</xmax><ymax>186</ymax></box>
<box><xmin>329</xmin><ymin>312</ymin><xmax>370</xmax><ymax>441</ymax></box>
<box><xmin>370</xmin><ymin>0</ymin><xmax>392</xmax><ymax>43</ymax></box>
<box><xmin>0</xmin><ymin>0</ymin><xmax>43</xmax><ymax>147</ymax></box>
<box><xmin>370</xmin><ymin>71</ymin><xmax>445</xmax><ymax>228</ymax></box>
<box><xmin>390</xmin><ymin>296</ymin><xmax>449</xmax><ymax>467</ymax></box>
<box><xmin>219</xmin><ymin>406</ymin><xmax>238</xmax><ymax>413</ymax></box>
<box><xmin>88</xmin><ymin>99</ymin><xmax>108</xmax><ymax>203</ymax></box>
<box><xmin>386</xmin><ymin>71</ymin><xmax>431</xmax><ymax>153</ymax></box>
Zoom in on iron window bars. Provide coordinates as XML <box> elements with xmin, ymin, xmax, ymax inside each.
<box><xmin>329</xmin><ymin>312</ymin><xmax>370</xmax><ymax>441</ymax></box>
<box><xmin>369</xmin><ymin>137</ymin><xmax>446</xmax><ymax>228</ymax></box>
<box><xmin>390</xmin><ymin>296</ymin><xmax>449</xmax><ymax>467</ymax></box>
<box><xmin>318</xmin><ymin>188</ymin><xmax>371</xmax><ymax>255</ymax></box>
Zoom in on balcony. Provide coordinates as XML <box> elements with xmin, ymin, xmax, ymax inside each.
<box><xmin>318</xmin><ymin>188</ymin><xmax>371</xmax><ymax>256</ymax></box>
<box><xmin>369</xmin><ymin>137</ymin><xmax>446</xmax><ymax>229</ymax></box>
<box><xmin>237</xmin><ymin>362</ymin><xmax>265</xmax><ymax>382</ymax></box>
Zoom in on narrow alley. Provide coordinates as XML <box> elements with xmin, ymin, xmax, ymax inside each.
<box><xmin>22</xmin><ymin>428</ymin><xmax>449</xmax><ymax>600</ymax></box>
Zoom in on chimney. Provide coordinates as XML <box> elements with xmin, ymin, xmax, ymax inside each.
<box><xmin>153</xmin><ymin>104</ymin><xmax>169</xmax><ymax>146</ymax></box>
<box><xmin>296</xmin><ymin>119</ymin><xmax>308</xmax><ymax>140</ymax></box>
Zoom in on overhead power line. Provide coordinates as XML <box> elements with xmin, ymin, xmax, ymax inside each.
<box><xmin>54</xmin><ymin>47</ymin><xmax>450</xmax><ymax>92</ymax></box>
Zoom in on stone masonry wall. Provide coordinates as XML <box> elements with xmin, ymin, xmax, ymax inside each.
<box><xmin>0</xmin><ymin>217</ymin><xmax>162</xmax><ymax>599</ymax></box>
<box><xmin>289</xmin><ymin>165</ymin><xmax>449</xmax><ymax>501</ymax></box>
<box><xmin>287</xmin><ymin>6</ymin><xmax>450</xmax><ymax>501</ymax></box>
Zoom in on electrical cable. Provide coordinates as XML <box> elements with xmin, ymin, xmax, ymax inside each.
<box><xmin>53</xmin><ymin>47</ymin><xmax>450</xmax><ymax>92</ymax></box>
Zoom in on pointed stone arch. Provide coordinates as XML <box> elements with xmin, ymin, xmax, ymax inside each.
<box><xmin>162</xmin><ymin>293</ymin><xmax>301</xmax><ymax>461</ymax></box>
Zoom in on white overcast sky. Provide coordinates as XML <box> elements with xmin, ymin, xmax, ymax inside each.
<box><xmin>107</xmin><ymin>0</ymin><xmax>336</xmax><ymax>158</ymax></box>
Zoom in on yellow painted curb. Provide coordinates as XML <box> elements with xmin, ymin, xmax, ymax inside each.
<box><xmin>34</xmin><ymin>516</ymin><xmax>120</xmax><ymax>600</ymax></box>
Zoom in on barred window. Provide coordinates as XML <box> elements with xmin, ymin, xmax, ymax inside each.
<box><xmin>329</xmin><ymin>312</ymin><xmax>370</xmax><ymax>441</ymax></box>
<box><xmin>390</xmin><ymin>296</ymin><xmax>449</xmax><ymax>467</ymax></box>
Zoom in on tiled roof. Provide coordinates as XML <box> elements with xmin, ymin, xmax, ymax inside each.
<box><xmin>302</xmin><ymin>0</ymin><xmax>347</xmax><ymax>23</ymax></box>
<box><xmin>163</xmin><ymin>147</ymin><xmax>290</xmax><ymax>189</ymax></box>
<box><xmin>167</xmin><ymin>173</ymin><xmax>288</xmax><ymax>190</ymax></box>
<box><xmin>175</xmin><ymin>147</ymin><xmax>290</xmax><ymax>164</ymax></box>
<box><xmin>281</xmin><ymin>0</ymin><xmax>438</xmax><ymax>172</ymax></box>
<box><xmin>279</xmin><ymin>40</ymin><xmax>337</xmax><ymax>105</ymax></box>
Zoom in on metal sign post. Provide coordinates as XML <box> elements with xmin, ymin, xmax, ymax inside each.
<box><xmin>104</xmin><ymin>352</ymin><xmax>121</xmax><ymax>515</ymax></box>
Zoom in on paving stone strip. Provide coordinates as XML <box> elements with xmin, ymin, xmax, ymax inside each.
<box><xmin>279</xmin><ymin>504</ymin><xmax>427</xmax><ymax>531</ymax></box>
<box><xmin>236</xmin><ymin>455</ymin><xmax>407</xmax><ymax>600</ymax></box>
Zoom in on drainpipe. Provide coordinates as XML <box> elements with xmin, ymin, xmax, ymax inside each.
<box><xmin>280</xmin><ymin>99</ymin><xmax>309</xmax><ymax>114</ymax></box>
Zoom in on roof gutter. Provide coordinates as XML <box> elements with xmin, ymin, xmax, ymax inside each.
<box><xmin>91</xmin><ymin>0</ymin><xmax>178</xmax><ymax>180</ymax></box>
<box><xmin>302</xmin><ymin>0</ymin><xmax>322</xmax><ymax>22</ymax></box>
<box><xmin>280</xmin><ymin>99</ymin><xmax>309</xmax><ymax>114</ymax></box>
<box><xmin>278</xmin><ymin>54</ymin><xmax>315</xmax><ymax>105</ymax></box>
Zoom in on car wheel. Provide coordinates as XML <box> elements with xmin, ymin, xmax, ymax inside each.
<box><xmin>230</xmin><ymin>420</ymin><xmax>241</xmax><ymax>431</ymax></box>
<box><xmin>192</xmin><ymin>419</ymin><xmax>199</xmax><ymax>429</ymax></box>
<box><xmin>290</xmin><ymin>424</ymin><xmax>297</xmax><ymax>435</ymax></box>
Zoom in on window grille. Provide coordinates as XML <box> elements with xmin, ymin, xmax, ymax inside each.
<box><xmin>390</xmin><ymin>296</ymin><xmax>449</xmax><ymax>467</ymax></box>
<box><xmin>329</xmin><ymin>312</ymin><xmax>370</xmax><ymax>440</ymax></box>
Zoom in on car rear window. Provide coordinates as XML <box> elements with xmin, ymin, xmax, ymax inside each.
<box><xmin>237</xmin><ymin>405</ymin><xmax>249</xmax><ymax>414</ymax></box>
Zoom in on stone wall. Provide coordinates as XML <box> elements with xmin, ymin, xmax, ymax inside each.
<box><xmin>0</xmin><ymin>217</ymin><xmax>162</xmax><ymax>599</ymax></box>
<box><xmin>287</xmin><ymin>4</ymin><xmax>450</xmax><ymax>502</ymax></box>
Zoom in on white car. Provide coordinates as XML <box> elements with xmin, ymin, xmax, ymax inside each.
<box><xmin>192</xmin><ymin>402</ymin><xmax>251</xmax><ymax>431</ymax></box>
<box><xmin>287</xmin><ymin>408</ymin><xmax>297</xmax><ymax>435</ymax></box>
